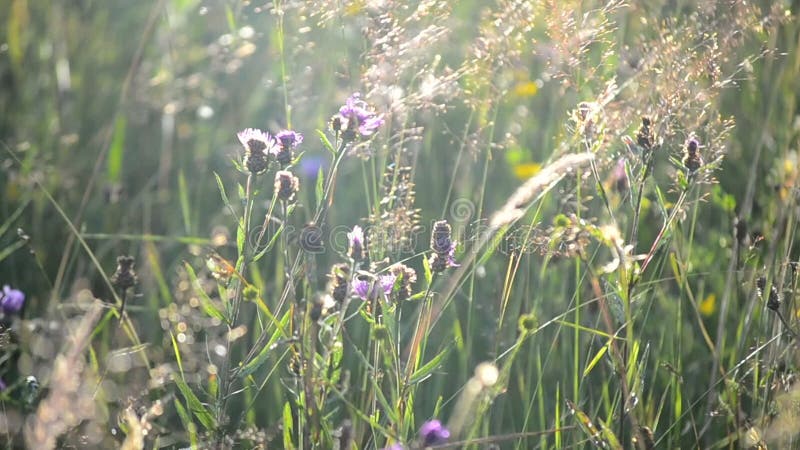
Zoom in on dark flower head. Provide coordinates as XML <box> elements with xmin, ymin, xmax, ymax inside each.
<box><xmin>389</xmin><ymin>263</ymin><xmax>417</xmax><ymax>301</ymax></box>
<box><xmin>419</xmin><ymin>419</ymin><xmax>450</xmax><ymax>446</ymax></box>
<box><xmin>275</xmin><ymin>170</ymin><xmax>300</xmax><ymax>202</ymax></box>
<box><xmin>328</xmin><ymin>263</ymin><xmax>351</xmax><ymax>303</ymax></box>
<box><xmin>682</xmin><ymin>137</ymin><xmax>703</xmax><ymax>173</ymax></box>
<box><xmin>336</xmin><ymin>93</ymin><xmax>385</xmax><ymax>140</ymax></box>
<box><xmin>238</xmin><ymin>128</ymin><xmax>278</xmax><ymax>174</ymax></box>
<box><xmin>275</xmin><ymin>130</ymin><xmax>303</xmax><ymax>166</ymax></box>
<box><xmin>686</xmin><ymin>137</ymin><xmax>699</xmax><ymax>154</ymax></box>
<box><xmin>352</xmin><ymin>274</ymin><xmax>396</xmax><ymax>301</ymax></box>
<box><xmin>0</xmin><ymin>285</ymin><xmax>25</xmax><ymax>314</ymax></box>
<box><xmin>111</xmin><ymin>255</ymin><xmax>138</xmax><ymax>291</ymax></box>
<box><xmin>429</xmin><ymin>243</ymin><xmax>459</xmax><ymax>273</ymax></box>
<box><xmin>347</xmin><ymin>226</ymin><xmax>365</xmax><ymax>261</ymax></box>
<box><xmin>637</xmin><ymin>117</ymin><xmax>653</xmax><ymax>150</ymax></box>
<box><xmin>430</xmin><ymin>220</ymin><xmax>453</xmax><ymax>255</ymax></box>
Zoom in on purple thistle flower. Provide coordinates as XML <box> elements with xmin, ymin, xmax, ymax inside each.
<box><xmin>347</xmin><ymin>226</ymin><xmax>365</xmax><ymax>261</ymax></box>
<box><xmin>275</xmin><ymin>130</ymin><xmax>303</xmax><ymax>148</ymax></box>
<box><xmin>429</xmin><ymin>242</ymin><xmax>459</xmax><ymax>273</ymax></box>
<box><xmin>352</xmin><ymin>274</ymin><xmax>396</xmax><ymax>301</ymax></box>
<box><xmin>336</xmin><ymin>93</ymin><xmax>385</xmax><ymax>140</ymax></box>
<box><xmin>419</xmin><ymin>420</ymin><xmax>450</xmax><ymax>446</ymax></box>
<box><xmin>0</xmin><ymin>285</ymin><xmax>25</xmax><ymax>314</ymax></box>
<box><xmin>382</xmin><ymin>445</ymin><xmax>405</xmax><ymax>450</ymax></box>
<box><xmin>275</xmin><ymin>130</ymin><xmax>303</xmax><ymax>166</ymax></box>
<box><xmin>237</xmin><ymin>128</ymin><xmax>279</xmax><ymax>174</ymax></box>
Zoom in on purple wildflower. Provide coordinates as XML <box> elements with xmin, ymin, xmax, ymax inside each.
<box><xmin>347</xmin><ymin>226</ymin><xmax>365</xmax><ymax>261</ymax></box>
<box><xmin>275</xmin><ymin>130</ymin><xmax>303</xmax><ymax>166</ymax></box>
<box><xmin>429</xmin><ymin>243</ymin><xmax>459</xmax><ymax>273</ymax></box>
<box><xmin>352</xmin><ymin>274</ymin><xmax>396</xmax><ymax>301</ymax></box>
<box><xmin>0</xmin><ymin>285</ymin><xmax>25</xmax><ymax>314</ymax></box>
<box><xmin>382</xmin><ymin>445</ymin><xmax>405</xmax><ymax>450</ymax></box>
<box><xmin>237</xmin><ymin>128</ymin><xmax>278</xmax><ymax>174</ymax></box>
<box><xmin>419</xmin><ymin>420</ymin><xmax>450</xmax><ymax>446</ymax></box>
<box><xmin>429</xmin><ymin>220</ymin><xmax>459</xmax><ymax>273</ymax></box>
<box><xmin>335</xmin><ymin>93</ymin><xmax>385</xmax><ymax>140</ymax></box>
<box><xmin>275</xmin><ymin>130</ymin><xmax>303</xmax><ymax>148</ymax></box>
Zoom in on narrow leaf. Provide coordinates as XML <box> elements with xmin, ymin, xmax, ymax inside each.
<box><xmin>173</xmin><ymin>375</ymin><xmax>216</xmax><ymax>430</ymax></box>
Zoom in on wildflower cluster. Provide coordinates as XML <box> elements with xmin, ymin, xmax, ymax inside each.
<box><xmin>330</xmin><ymin>93</ymin><xmax>385</xmax><ymax>143</ymax></box>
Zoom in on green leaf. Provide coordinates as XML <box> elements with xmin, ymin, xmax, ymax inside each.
<box><xmin>422</xmin><ymin>254</ymin><xmax>433</xmax><ymax>285</ymax></box>
<box><xmin>178</xmin><ymin>169</ymin><xmax>192</xmax><ymax>234</ymax></box>
<box><xmin>315</xmin><ymin>165</ymin><xmax>324</xmax><ymax>210</ymax></box>
<box><xmin>214</xmin><ymin>172</ymin><xmax>231</xmax><ymax>209</ymax></box>
<box><xmin>409</xmin><ymin>345</ymin><xmax>451</xmax><ymax>384</ymax></box>
<box><xmin>238</xmin><ymin>310</ymin><xmax>292</xmax><ymax>377</ymax></box>
<box><xmin>170</xmin><ymin>330</ymin><xmax>185</xmax><ymax>378</ymax></box>
<box><xmin>173</xmin><ymin>375</ymin><xmax>216</xmax><ymax>430</ymax></box>
<box><xmin>237</xmin><ymin>216</ymin><xmax>246</xmax><ymax>255</ymax></box>
<box><xmin>583</xmin><ymin>341</ymin><xmax>609</xmax><ymax>378</ymax></box>
<box><xmin>598</xmin><ymin>418</ymin><xmax>623</xmax><ymax>450</ymax></box>
<box><xmin>316</xmin><ymin>129</ymin><xmax>336</xmax><ymax>155</ymax></box>
<box><xmin>107</xmin><ymin>115</ymin><xmax>127</xmax><ymax>184</ymax></box>
<box><xmin>252</xmin><ymin>223</ymin><xmax>284</xmax><ymax>262</ymax></box>
<box><xmin>183</xmin><ymin>262</ymin><xmax>227</xmax><ymax>322</ymax></box>
<box><xmin>282</xmin><ymin>401</ymin><xmax>294</xmax><ymax>449</ymax></box>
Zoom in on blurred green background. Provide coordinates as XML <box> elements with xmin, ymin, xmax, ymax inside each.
<box><xmin>1</xmin><ymin>0</ymin><xmax>800</xmax><ymax>448</ymax></box>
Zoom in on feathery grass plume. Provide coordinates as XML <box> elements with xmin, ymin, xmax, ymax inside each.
<box><xmin>368</xmin><ymin>154</ymin><xmax>421</xmax><ymax>259</ymax></box>
<box><xmin>446</xmin><ymin>362</ymin><xmax>499</xmax><ymax>440</ymax></box>
<box><xmin>489</xmin><ymin>152</ymin><xmax>595</xmax><ymax>229</ymax></box>
<box><xmin>24</xmin><ymin>301</ymin><xmax>104</xmax><ymax>449</ymax></box>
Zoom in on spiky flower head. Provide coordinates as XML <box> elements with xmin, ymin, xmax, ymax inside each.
<box><xmin>419</xmin><ymin>420</ymin><xmax>450</xmax><ymax>446</ymax></box>
<box><xmin>348</xmin><ymin>226</ymin><xmax>366</xmax><ymax>261</ymax></box>
<box><xmin>328</xmin><ymin>263</ymin><xmax>351</xmax><ymax>303</ymax></box>
<box><xmin>237</xmin><ymin>128</ymin><xmax>278</xmax><ymax>175</ymax></box>
<box><xmin>430</xmin><ymin>220</ymin><xmax>453</xmax><ymax>255</ymax></box>
<box><xmin>636</xmin><ymin>117</ymin><xmax>653</xmax><ymax>150</ymax></box>
<box><xmin>429</xmin><ymin>220</ymin><xmax>459</xmax><ymax>272</ymax></box>
<box><xmin>333</xmin><ymin>93</ymin><xmax>385</xmax><ymax>142</ymax></box>
<box><xmin>682</xmin><ymin>137</ymin><xmax>703</xmax><ymax>173</ymax></box>
<box><xmin>275</xmin><ymin>130</ymin><xmax>303</xmax><ymax>166</ymax></box>
<box><xmin>352</xmin><ymin>274</ymin><xmax>396</xmax><ymax>301</ymax></box>
<box><xmin>429</xmin><ymin>244</ymin><xmax>459</xmax><ymax>273</ymax></box>
<box><xmin>110</xmin><ymin>255</ymin><xmax>138</xmax><ymax>291</ymax></box>
<box><xmin>0</xmin><ymin>285</ymin><xmax>25</xmax><ymax>314</ymax></box>
<box><xmin>274</xmin><ymin>170</ymin><xmax>300</xmax><ymax>202</ymax></box>
<box><xmin>389</xmin><ymin>263</ymin><xmax>417</xmax><ymax>301</ymax></box>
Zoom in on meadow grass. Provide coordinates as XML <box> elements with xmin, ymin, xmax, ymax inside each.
<box><xmin>1</xmin><ymin>0</ymin><xmax>799</xmax><ymax>448</ymax></box>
